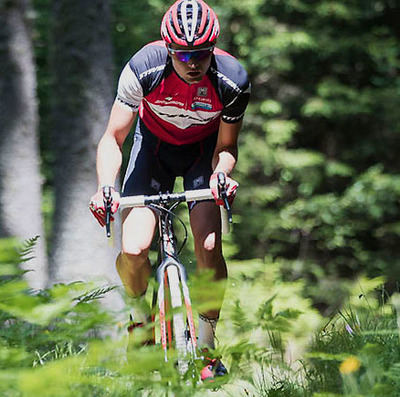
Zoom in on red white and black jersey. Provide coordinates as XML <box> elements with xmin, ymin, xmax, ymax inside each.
<box><xmin>116</xmin><ymin>41</ymin><xmax>250</xmax><ymax>145</ymax></box>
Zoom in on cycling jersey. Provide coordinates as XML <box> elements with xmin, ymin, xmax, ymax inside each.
<box><xmin>116</xmin><ymin>41</ymin><xmax>250</xmax><ymax>145</ymax></box>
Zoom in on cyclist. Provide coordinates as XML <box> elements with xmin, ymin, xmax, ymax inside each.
<box><xmin>89</xmin><ymin>0</ymin><xmax>250</xmax><ymax>380</ymax></box>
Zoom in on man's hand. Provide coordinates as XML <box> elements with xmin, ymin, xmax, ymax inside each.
<box><xmin>89</xmin><ymin>186</ymin><xmax>120</xmax><ymax>227</ymax></box>
<box><xmin>210</xmin><ymin>172</ymin><xmax>239</xmax><ymax>206</ymax></box>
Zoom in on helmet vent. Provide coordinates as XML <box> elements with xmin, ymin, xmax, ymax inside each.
<box><xmin>181</xmin><ymin>0</ymin><xmax>198</xmax><ymax>44</ymax></box>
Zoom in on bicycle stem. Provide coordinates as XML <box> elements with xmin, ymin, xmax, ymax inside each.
<box><xmin>158</xmin><ymin>210</ymin><xmax>179</xmax><ymax>261</ymax></box>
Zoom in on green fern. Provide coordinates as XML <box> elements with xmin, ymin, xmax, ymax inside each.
<box><xmin>74</xmin><ymin>285</ymin><xmax>117</xmax><ymax>303</ymax></box>
<box><xmin>18</xmin><ymin>236</ymin><xmax>40</xmax><ymax>263</ymax></box>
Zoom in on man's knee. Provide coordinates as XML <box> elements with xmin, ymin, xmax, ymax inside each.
<box><xmin>190</xmin><ymin>201</ymin><xmax>221</xmax><ymax>253</ymax></box>
<box><xmin>202</xmin><ymin>232</ymin><xmax>217</xmax><ymax>252</ymax></box>
<box><xmin>121</xmin><ymin>228</ymin><xmax>152</xmax><ymax>259</ymax></box>
<box><xmin>196</xmin><ymin>232</ymin><xmax>224</xmax><ymax>268</ymax></box>
<box><xmin>121</xmin><ymin>244</ymin><xmax>149</xmax><ymax>261</ymax></box>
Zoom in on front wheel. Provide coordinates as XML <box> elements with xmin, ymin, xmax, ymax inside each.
<box><xmin>166</xmin><ymin>264</ymin><xmax>190</xmax><ymax>375</ymax></box>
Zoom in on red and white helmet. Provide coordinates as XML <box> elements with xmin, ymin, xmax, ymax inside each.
<box><xmin>161</xmin><ymin>0</ymin><xmax>220</xmax><ymax>47</ymax></box>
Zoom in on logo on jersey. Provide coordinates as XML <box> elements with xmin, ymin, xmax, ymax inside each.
<box><xmin>191</xmin><ymin>102</ymin><xmax>212</xmax><ymax>110</ymax></box>
<box><xmin>197</xmin><ymin>87</ymin><xmax>208</xmax><ymax>97</ymax></box>
<box><xmin>155</xmin><ymin>98</ymin><xmax>185</xmax><ymax>106</ymax></box>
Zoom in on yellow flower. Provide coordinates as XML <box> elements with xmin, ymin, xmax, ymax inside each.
<box><xmin>340</xmin><ymin>356</ymin><xmax>361</xmax><ymax>375</ymax></box>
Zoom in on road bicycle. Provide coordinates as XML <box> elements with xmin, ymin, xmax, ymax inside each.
<box><xmin>103</xmin><ymin>173</ymin><xmax>232</xmax><ymax>378</ymax></box>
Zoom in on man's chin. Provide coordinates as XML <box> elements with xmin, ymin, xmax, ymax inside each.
<box><xmin>185</xmin><ymin>72</ymin><xmax>203</xmax><ymax>83</ymax></box>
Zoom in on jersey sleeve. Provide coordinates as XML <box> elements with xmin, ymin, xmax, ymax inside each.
<box><xmin>116</xmin><ymin>63</ymin><xmax>143</xmax><ymax>112</ymax></box>
<box><xmin>221</xmin><ymin>84</ymin><xmax>251</xmax><ymax>123</ymax></box>
<box><xmin>116</xmin><ymin>42</ymin><xmax>168</xmax><ymax>112</ymax></box>
<box><xmin>212</xmin><ymin>53</ymin><xmax>251</xmax><ymax>124</ymax></box>
<box><xmin>220</xmin><ymin>64</ymin><xmax>250</xmax><ymax>124</ymax></box>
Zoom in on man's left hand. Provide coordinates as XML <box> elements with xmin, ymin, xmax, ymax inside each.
<box><xmin>209</xmin><ymin>172</ymin><xmax>239</xmax><ymax>206</ymax></box>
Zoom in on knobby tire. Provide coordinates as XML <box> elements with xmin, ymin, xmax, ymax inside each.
<box><xmin>166</xmin><ymin>265</ymin><xmax>189</xmax><ymax>375</ymax></box>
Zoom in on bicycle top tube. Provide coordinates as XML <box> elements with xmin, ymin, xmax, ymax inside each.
<box><xmin>119</xmin><ymin>188</ymin><xmax>213</xmax><ymax>210</ymax></box>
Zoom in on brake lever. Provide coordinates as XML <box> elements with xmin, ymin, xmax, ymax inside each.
<box><xmin>103</xmin><ymin>186</ymin><xmax>112</xmax><ymax>238</ymax></box>
<box><xmin>217</xmin><ymin>172</ymin><xmax>233</xmax><ymax>224</ymax></box>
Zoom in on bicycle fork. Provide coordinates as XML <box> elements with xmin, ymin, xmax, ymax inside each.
<box><xmin>156</xmin><ymin>260</ymin><xmax>198</xmax><ymax>363</ymax></box>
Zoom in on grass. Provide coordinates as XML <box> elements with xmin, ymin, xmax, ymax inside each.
<box><xmin>1</xmin><ymin>239</ymin><xmax>400</xmax><ymax>396</ymax></box>
<box><xmin>305</xmin><ymin>296</ymin><xmax>400</xmax><ymax>396</ymax></box>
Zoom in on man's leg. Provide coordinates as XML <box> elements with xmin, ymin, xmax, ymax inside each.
<box><xmin>190</xmin><ymin>201</ymin><xmax>227</xmax><ymax>349</ymax></box>
<box><xmin>116</xmin><ymin>206</ymin><xmax>157</xmax><ymax>323</ymax></box>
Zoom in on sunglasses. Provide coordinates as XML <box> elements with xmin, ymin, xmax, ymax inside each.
<box><xmin>168</xmin><ymin>45</ymin><xmax>214</xmax><ymax>62</ymax></box>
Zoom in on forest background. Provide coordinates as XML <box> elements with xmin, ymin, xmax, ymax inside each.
<box><xmin>1</xmin><ymin>0</ymin><xmax>400</xmax><ymax>395</ymax></box>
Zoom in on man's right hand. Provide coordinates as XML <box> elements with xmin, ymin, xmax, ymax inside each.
<box><xmin>89</xmin><ymin>186</ymin><xmax>120</xmax><ymax>227</ymax></box>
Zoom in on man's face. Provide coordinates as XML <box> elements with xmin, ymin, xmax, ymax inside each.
<box><xmin>168</xmin><ymin>42</ymin><xmax>214</xmax><ymax>84</ymax></box>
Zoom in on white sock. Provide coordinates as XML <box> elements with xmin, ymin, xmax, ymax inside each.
<box><xmin>198</xmin><ymin>314</ymin><xmax>218</xmax><ymax>350</ymax></box>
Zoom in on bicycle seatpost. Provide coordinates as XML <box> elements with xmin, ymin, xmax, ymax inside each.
<box><xmin>103</xmin><ymin>186</ymin><xmax>112</xmax><ymax>238</ymax></box>
<box><xmin>217</xmin><ymin>172</ymin><xmax>233</xmax><ymax>223</ymax></box>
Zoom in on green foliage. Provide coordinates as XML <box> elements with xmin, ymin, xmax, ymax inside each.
<box><xmin>0</xmin><ymin>239</ymin><xmax>115</xmax><ymax>391</ymax></box>
<box><xmin>28</xmin><ymin>0</ymin><xmax>400</xmax><ymax>394</ymax></box>
<box><xmin>209</xmin><ymin>0</ymin><xmax>400</xmax><ymax>314</ymax></box>
<box><xmin>113</xmin><ymin>0</ymin><xmax>166</xmax><ymax>69</ymax></box>
<box><xmin>33</xmin><ymin>0</ymin><xmax>400</xmax><ymax>313</ymax></box>
<box><xmin>305</xmin><ymin>294</ymin><xmax>400</xmax><ymax>396</ymax></box>
<box><xmin>0</xmin><ymin>242</ymin><xmax>317</xmax><ymax>395</ymax></box>
<box><xmin>2</xmin><ymin>240</ymin><xmax>400</xmax><ymax>396</ymax></box>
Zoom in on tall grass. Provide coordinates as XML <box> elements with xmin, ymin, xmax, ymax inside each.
<box><xmin>1</xmin><ymin>239</ymin><xmax>399</xmax><ymax>396</ymax></box>
<box><xmin>305</xmin><ymin>291</ymin><xmax>400</xmax><ymax>396</ymax></box>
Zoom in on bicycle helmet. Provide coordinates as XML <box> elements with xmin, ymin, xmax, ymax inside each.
<box><xmin>161</xmin><ymin>0</ymin><xmax>220</xmax><ymax>47</ymax></box>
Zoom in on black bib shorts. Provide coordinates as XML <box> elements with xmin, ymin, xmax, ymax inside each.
<box><xmin>122</xmin><ymin>119</ymin><xmax>218</xmax><ymax>199</ymax></box>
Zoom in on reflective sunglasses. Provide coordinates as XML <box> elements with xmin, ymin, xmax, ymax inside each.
<box><xmin>168</xmin><ymin>45</ymin><xmax>214</xmax><ymax>62</ymax></box>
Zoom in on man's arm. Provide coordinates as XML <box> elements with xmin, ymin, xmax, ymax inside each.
<box><xmin>89</xmin><ymin>101</ymin><xmax>136</xmax><ymax>226</ymax></box>
<box><xmin>212</xmin><ymin>120</ymin><xmax>242</xmax><ymax>175</ymax></box>
<box><xmin>97</xmin><ymin>101</ymin><xmax>137</xmax><ymax>188</ymax></box>
<box><xmin>209</xmin><ymin>120</ymin><xmax>242</xmax><ymax>205</ymax></box>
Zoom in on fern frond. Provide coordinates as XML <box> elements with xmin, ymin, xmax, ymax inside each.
<box><xmin>19</xmin><ymin>236</ymin><xmax>40</xmax><ymax>262</ymax></box>
<box><xmin>75</xmin><ymin>285</ymin><xmax>117</xmax><ymax>303</ymax></box>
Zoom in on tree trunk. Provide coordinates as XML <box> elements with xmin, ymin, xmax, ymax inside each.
<box><xmin>0</xmin><ymin>0</ymin><xmax>48</xmax><ymax>288</ymax></box>
<box><xmin>49</xmin><ymin>0</ymin><xmax>122</xmax><ymax>312</ymax></box>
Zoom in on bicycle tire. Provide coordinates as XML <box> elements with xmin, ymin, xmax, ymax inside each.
<box><xmin>166</xmin><ymin>264</ymin><xmax>189</xmax><ymax>375</ymax></box>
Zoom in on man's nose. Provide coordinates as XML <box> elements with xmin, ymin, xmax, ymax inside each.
<box><xmin>187</xmin><ymin>58</ymin><xmax>198</xmax><ymax>68</ymax></box>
